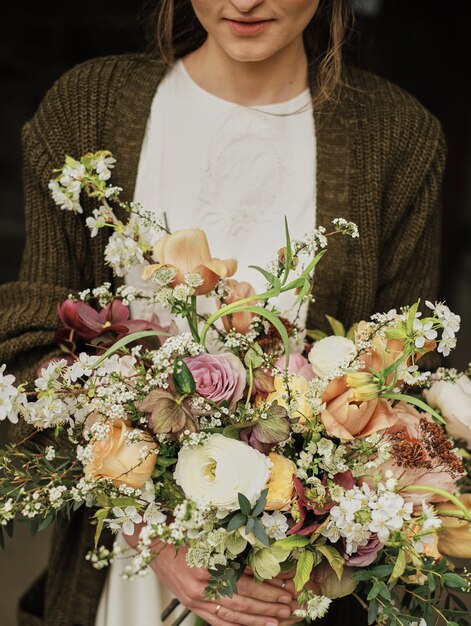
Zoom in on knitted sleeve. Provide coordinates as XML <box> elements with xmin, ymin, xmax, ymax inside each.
<box><xmin>0</xmin><ymin>56</ymin><xmax>126</xmax><ymax>442</ymax></box>
<box><xmin>375</xmin><ymin>112</ymin><xmax>446</xmax><ymax>313</ymax></box>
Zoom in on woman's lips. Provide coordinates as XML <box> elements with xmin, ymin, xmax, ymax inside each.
<box><xmin>226</xmin><ymin>19</ymin><xmax>273</xmax><ymax>36</ymax></box>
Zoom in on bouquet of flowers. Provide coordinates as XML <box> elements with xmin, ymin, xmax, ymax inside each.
<box><xmin>1</xmin><ymin>152</ymin><xmax>471</xmax><ymax>625</ymax></box>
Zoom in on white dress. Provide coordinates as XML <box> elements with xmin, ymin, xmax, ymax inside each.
<box><xmin>95</xmin><ymin>59</ymin><xmax>316</xmax><ymax>626</ymax></box>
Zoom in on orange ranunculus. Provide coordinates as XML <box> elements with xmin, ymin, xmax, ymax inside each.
<box><xmin>142</xmin><ymin>228</ymin><xmax>237</xmax><ymax>295</ymax></box>
<box><xmin>265</xmin><ymin>453</ymin><xmax>296</xmax><ymax>511</ymax></box>
<box><xmin>219</xmin><ymin>279</ymin><xmax>257</xmax><ymax>334</ymax></box>
<box><xmin>85</xmin><ymin>420</ymin><xmax>157</xmax><ymax>488</ymax></box>
<box><xmin>437</xmin><ymin>494</ymin><xmax>471</xmax><ymax>558</ymax></box>
<box><xmin>321</xmin><ymin>389</ymin><xmax>398</xmax><ymax>440</ymax></box>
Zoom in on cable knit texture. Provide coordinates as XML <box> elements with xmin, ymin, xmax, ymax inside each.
<box><xmin>0</xmin><ymin>54</ymin><xmax>445</xmax><ymax>626</ymax></box>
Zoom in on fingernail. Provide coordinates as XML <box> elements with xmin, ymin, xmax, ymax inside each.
<box><xmin>266</xmin><ymin>621</ymin><xmax>278</xmax><ymax>626</ymax></box>
<box><xmin>278</xmin><ymin>607</ymin><xmax>292</xmax><ymax>619</ymax></box>
<box><xmin>280</xmin><ymin>594</ymin><xmax>292</xmax><ymax>604</ymax></box>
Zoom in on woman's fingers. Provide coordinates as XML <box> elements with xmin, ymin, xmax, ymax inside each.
<box><xmin>237</xmin><ymin>574</ymin><xmax>294</xmax><ymax>604</ymax></box>
<box><xmin>266</xmin><ymin>576</ymin><xmax>296</xmax><ymax>596</ymax></box>
<box><xmin>192</xmin><ymin>601</ymin><xmax>286</xmax><ymax>626</ymax></box>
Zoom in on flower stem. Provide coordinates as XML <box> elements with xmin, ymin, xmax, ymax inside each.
<box><xmin>400</xmin><ymin>485</ymin><xmax>471</xmax><ymax>520</ymax></box>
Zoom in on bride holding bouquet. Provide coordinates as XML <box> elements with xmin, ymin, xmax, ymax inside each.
<box><xmin>0</xmin><ymin>1</ymin><xmax>447</xmax><ymax>625</ymax></box>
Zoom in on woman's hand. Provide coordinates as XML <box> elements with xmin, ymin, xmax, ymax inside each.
<box><xmin>267</xmin><ymin>568</ymin><xmax>323</xmax><ymax>626</ymax></box>
<box><xmin>125</xmin><ymin>529</ymin><xmax>296</xmax><ymax>626</ymax></box>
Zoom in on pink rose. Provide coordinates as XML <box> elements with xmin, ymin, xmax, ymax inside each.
<box><xmin>275</xmin><ymin>352</ymin><xmax>315</xmax><ymax>381</ymax></box>
<box><xmin>185</xmin><ymin>352</ymin><xmax>246</xmax><ymax>409</ymax></box>
<box><xmin>321</xmin><ymin>389</ymin><xmax>398</xmax><ymax>440</ymax></box>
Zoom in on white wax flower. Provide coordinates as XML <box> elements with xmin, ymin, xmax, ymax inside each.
<box><xmin>308</xmin><ymin>335</ymin><xmax>356</xmax><ymax>378</ymax></box>
<box><xmin>174</xmin><ymin>434</ymin><xmax>271</xmax><ymax>513</ymax></box>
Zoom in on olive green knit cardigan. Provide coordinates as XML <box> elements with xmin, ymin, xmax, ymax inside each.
<box><xmin>0</xmin><ymin>53</ymin><xmax>445</xmax><ymax>626</ymax></box>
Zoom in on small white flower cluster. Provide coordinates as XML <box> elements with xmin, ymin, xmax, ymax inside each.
<box><xmin>48</xmin><ymin>485</ymin><xmax>67</xmax><ymax>508</ymax></box>
<box><xmin>426</xmin><ymin>300</ymin><xmax>461</xmax><ymax>357</ymax></box>
<box><xmin>86</xmin><ymin>545</ymin><xmax>114</xmax><ymax>570</ymax></box>
<box><xmin>167</xmin><ymin>500</ymin><xmax>209</xmax><ymax>543</ymax></box>
<box><xmin>91</xmin><ymin>154</ymin><xmax>116</xmax><ymax>181</ymax></box>
<box><xmin>0</xmin><ymin>364</ymin><xmax>26</xmax><ymax>424</ymax></box>
<box><xmin>0</xmin><ymin>498</ymin><xmax>14</xmax><ymax>525</ymax></box>
<box><xmin>86</xmin><ymin>205</ymin><xmax>114</xmax><ymax>237</ymax></box>
<box><xmin>48</xmin><ymin>158</ymin><xmax>85</xmax><ymax>214</ymax></box>
<box><xmin>322</xmin><ymin>482</ymin><xmax>413</xmax><ymax>550</ymax></box>
<box><xmin>147</xmin><ymin>334</ymin><xmax>203</xmax><ymax>385</ymax></box>
<box><xmin>332</xmin><ymin>218</ymin><xmax>359</xmax><ymax>238</ymax></box>
<box><xmin>412</xmin><ymin>501</ymin><xmax>442</xmax><ymax>553</ymax></box>
<box><xmin>105</xmin><ymin>506</ymin><xmax>143</xmax><ymax>536</ymax></box>
<box><xmin>298</xmin><ymin>226</ymin><xmax>328</xmax><ymax>255</ymax></box>
<box><xmin>44</xmin><ymin>446</ymin><xmax>56</xmax><ymax>461</ymax></box>
<box><xmin>316</xmin><ymin>438</ymin><xmax>349</xmax><ymax>476</ymax></box>
<box><xmin>91</xmin><ymin>282</ymin><xmax>114</xmax><ymax>306</ymax></box>
<box><xmin>293</xmin><ymin>594</ymin><xmax>332</xmax><ymax>621</ymax></box>
<box><xmin>261</xmin><ymin>511</ymin><xmax>289</xmax><ymax>539</ymax></box>
<box><xmin>412</xmin><ymin>317</ymin><xmax>438</xmax><ymax>350</ymax></box>
<box><xmin>427</xmin><ymin>366</ymin><xmax>462</xmax><ymax>385</ymax></box>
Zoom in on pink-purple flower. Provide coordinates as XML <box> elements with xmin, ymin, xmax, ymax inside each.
<box><xmin>185</xmin><ymin>353</ymin><xmax>246</xmax><ymax>410</ymax></box>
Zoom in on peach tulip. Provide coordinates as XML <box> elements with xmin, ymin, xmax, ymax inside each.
<box><xmin>437</xmin><ymin>494</ymin><xmax>471</xmax><ymax>558</ymax></box>
<box><xmin>321</xmin><ymin>389</ymin><xmax>398</xmax><ymax>440</ymax></box>
<box><xmin>142</xmin><ymin>228</ymin><xmax>237</xmax><ymax>295</ymax></box>
<box><xmin>219</xmin><ymin>279</ymin><xmax>257</xmax><ymax>334</ymax></box>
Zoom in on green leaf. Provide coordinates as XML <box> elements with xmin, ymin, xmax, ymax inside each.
<box><xmin>252</xmin><ymin>519</ymin><xmax>270</xmax><ymax>546</ymax></box>
<box><xmin>226</xmin><ymin>513</ymin><xmax>247</xmax><ymax>532</ymax></box>
<box><xmin>346</xmin><ymin>323</ymin><xmax>358</xmax><ymax>342</ymax></box>
<box><xmin>245</xmin><ymin>518</ymin><xmax>255</xmax><ymax>534</ymax></box>
<box><xmin>293</xmin><ymin>550</ymin><xmax>315</xmax><ymax>592</ymax></box>
<box><xmin>305</xmin><ymin>329</ymin><xmax>327</xmax><ymax>341</ymax></box>
<box><xmin>325</xmin><ymin>315</ymin><xmax>346</xmax><ymax>337</ymax></box>
<box><xmin>382</xmin><ymin>392</ymin><xmax>445</xmax><ymax>424</ymax></box>
<box><xmin>37</xmin><ymin>514</ymin><xmax>55</xmax><ymax>532</ymax></box>
<box><xmin>225</xmin><ymin>532</ymin><xmax>247</xmax><ymax>556</ymax></box>
<box><xmin>370</xmin><ymin>564</ymin><xmax>392</xmax><ymax>577</ymax></box>
<box><xmin>367</xmin><ymin>599</ymin><xmax>378</xmax><ymax>625</ymax></box>
<box><xmin>93</xmin><ymin>508</ymin><xmax>110</xmax><ymax>548</ymax></box>
<box><xmin>443</xmin><ymin>573</ymin><xmax>468</xmax><ymax>590</ymax></box>
<box><xmin>274</xmin><ymin>535</ymin><xmax>310</xmax><ymax>550</ymax></box>
<box><xmin>173</xmin><ymin>358</ymin><xmax>197</xmax><ymax>394</ymax></box>
<box><xmin>367</xmin><ymin>581</ymin><xmax>381</xmax><ymax>601</ymax></box>
<box><xmin>294</xmin><ymin>279</ymin><xmax>312</xmax><ymax>306</ymax></box>
<box><xmin>388</xmin><ymin>549</ymin><xmax>407</xmax><ymax>584</ymax></box>
<box><xmin>427</xmin><ymin>572</ymin><xmax>436</xmax><ymax>592</ymax></box>
<box><xmin>281</xmin><ymin>216</ymin><xmax>293</xmax><ymax>286</ymax></box>
<box><xmin>248</xmin><ymin>265</ymin><xmax>281</xmax><ymax>291</ymax></box>
<box><xmin>252</xmin><ymin>489</ymin><xmax>268</xmax><ymax>517</ymax></box>
<box><xmin>111</xmin><ymin>496</ymin><xmax>138</xmax><ymax>508</ymax></box>
<box><xmin>92</xmin><ymin>330</ymin><xmax>169</xmax><ymax>369</ymax></box>
<box><xmin>316</xmin><ymin>544</ymin><xmax>344</xmax><ymax>581</ymax></box>
<box><xmin>244</xmin><ymin>344</ymin><xmax>265</xmax><ymax>370</ymax></box>
<box><xmin>238</xmin><ymin>493</ymin><xmax>252</xmax><ymax>516</ymax></box>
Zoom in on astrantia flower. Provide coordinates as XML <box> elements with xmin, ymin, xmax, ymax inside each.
<box><xmin>294</xmin><ymin>595</ymin><xmax>332</xmax><ymax>620</ymax></box>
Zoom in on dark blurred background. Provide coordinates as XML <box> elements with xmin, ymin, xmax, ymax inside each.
<box><xmin>0</xmin><ymin>1</ymin><xmax>470</xmax><ymax>624</ymax></box>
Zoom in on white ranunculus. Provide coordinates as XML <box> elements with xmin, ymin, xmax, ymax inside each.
<box><xmin>308</xmin><ymin>335</ymin><xmax>356</xmax><ymax>378</ymax></box>
<box><xmin>174</xmin><ymin>434</ymin><xmax>272</xmax><ymax>513</ymax></box>
<box><xmin>423</xmin><ymin>375</ymin><xmax>471</xmax><ymax>447</ymax></box>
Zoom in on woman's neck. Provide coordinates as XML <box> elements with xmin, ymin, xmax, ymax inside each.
<box><xmin>183</xmin><ymin>36</ymin><xmax>309</xmax><ymax>106</ymax></box>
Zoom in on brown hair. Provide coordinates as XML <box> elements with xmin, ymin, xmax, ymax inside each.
<box><xmin>151</xmin><ymin>0</ymin><xmax>355</xmax><ymax>110</ymax></box>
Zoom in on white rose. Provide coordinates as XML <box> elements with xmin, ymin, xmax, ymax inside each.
<box><xmin>423</xmin><ymin>375</ymin><xmax>471</xmax><ymax>447</ymax></box>
<box><xmin>174</xmin><ymin>434</ymin><xmax>272</xmax><ymax>512</ymax></box>
<box><xmin>308</xmin><ymin>336</ymin><xmax>356</xmax><ymax>378</ymax></box>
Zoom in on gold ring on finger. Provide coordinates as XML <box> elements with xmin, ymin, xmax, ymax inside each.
<box><xmin>281</xmin><ymin>581</ymin><xmax>286</xmax><ymax>590</ymax></box>
<box><xmin>214</xmin><ymin>604</ymin><xmax>222</xmax><ymax>616</ymax></box>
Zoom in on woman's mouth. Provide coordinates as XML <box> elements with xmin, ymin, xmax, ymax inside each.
<box><xmin>225</xmin><ymin>19</ymin><xmax>273</xmax><ymax>36</ymax></box>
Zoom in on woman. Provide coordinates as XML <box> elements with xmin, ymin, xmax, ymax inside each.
<box><xmin>0</xmin><ymin>1</ymin><xmax>445</xmax><ymax>625</ymax></box>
